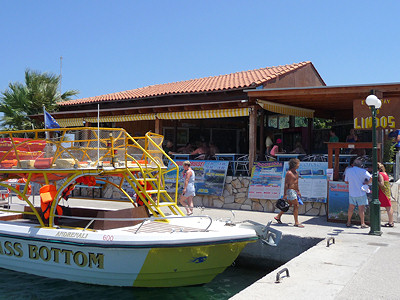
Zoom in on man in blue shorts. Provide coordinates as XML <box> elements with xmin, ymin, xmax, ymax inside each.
<box><xmin>344</xmin><ymin>158</ymin><xmax>372</xmax><ymax>228</ymax></box>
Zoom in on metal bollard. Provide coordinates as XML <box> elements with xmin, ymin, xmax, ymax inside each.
<box><xmin>326</xmin><ymin>237</ymin><xmax>335</xmax><ymax>247</ymax></box>
<box><xmin>275</xmin><ymin>268</ymin><xmax>290</xmax><ymax>283</ymax></box>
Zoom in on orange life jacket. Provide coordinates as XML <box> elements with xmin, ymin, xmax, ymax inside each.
<box><xmin>40</xmin><ymin>184</ymin><xmax>63</xmax><ymax>220</ymax></box>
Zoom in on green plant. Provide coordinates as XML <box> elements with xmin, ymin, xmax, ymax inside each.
<box><xmin>383</xmin><ymin>139</ymin><xmax>396</xmax><ymax>173</ymax></box>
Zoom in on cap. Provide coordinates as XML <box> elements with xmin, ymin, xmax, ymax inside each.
<box><xmin>40</xmin><ymin>184</ymin><xmax>57</xmax><ymax>203</ymax></box>
<box><xmin>361</xmin><ymin>185</ymin><xmax>371</xmax><ymax>193</ymax></box>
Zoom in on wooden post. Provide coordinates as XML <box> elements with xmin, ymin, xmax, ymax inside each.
<box><xmin>259</xmin><ymin>110</ymin><xmax>265</xmax><ymax>159</ymax></box>
<box><xmin>307</xmin><ymin>118</ymin><xmax>313</xmax><ymax>153</ymax></box>
<box><xmin>155</xmin><ymin>117</ymin><xmax>162</xmax><ymax>134</ymax></box>
<box><xmin>249</xmin><ymin>106</ymin><xmax>258</xmax><ymax>168</ymax></box>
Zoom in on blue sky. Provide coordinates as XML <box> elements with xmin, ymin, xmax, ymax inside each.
<box><xmin>1</xmin><ymin>0</ymin><xmax>399</xmax><ymax>100</ymax></box>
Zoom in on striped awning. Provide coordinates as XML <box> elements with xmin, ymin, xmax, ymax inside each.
<box><xmin>57</xmin><ymin>118</ymin><xmax>84</xmax><ymax>127</ymax></box>
<box><xmin>85</xmin><ymin>114</ymin><xmax>156</xmax><ymax>123</ymax></box>
<box><xmin>157</xmin><ymin>108</ymin><xmax>249</xmax><ymax>120</ymax></box>
<box><xmin>55</xmin><ymin>109</ymin><xmax>247</xmax><ymax>126</ymax></box>
<box><xmin>257</xmin><ymin>100</ymin><xmax>314</xmax><ymax>118</ymax></box>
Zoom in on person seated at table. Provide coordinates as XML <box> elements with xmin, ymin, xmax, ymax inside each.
<box><xmin>328</xmin><ymin>129</ymin><xmax>339</xmax><ymax>143</ymax></box>
<box><xmin>270</xmin><ymin>138</ymin><xmax>283</xmax><ymax>158</ymax></box>
<box><xmin>265</xmin><ymin>133</ymin><xmax>273</xmax><ymax>155</ymax></box>
<box><xmin>208</xmin><ymin>141</ymin><xmax>219</xmax><ymax>159</ymax></box>
<box><xmin>346</xmin><ymin>129</ymin><xmax>358</xmax><ymax>143</ymax></box>
<box><xmin>290</xmin><ymin>142</ymin><xmax>306</xmax><ymax>154</ymax></box>
<box><xmin>163</xmin><ymin>140</ymin><xmax>176</xmax><ymax>156</ymax></box>
<box><xmin>191</xmin><ymin>141</ymin><xmax>209</xmax><ymax>159</ymax></box>
<box><xmin>177</xmin><ymin>142</ymin><xmax>194</xmax><ymax>154</ymax></box>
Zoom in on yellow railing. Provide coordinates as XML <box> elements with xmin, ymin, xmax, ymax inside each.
<box><xmin>0</xmin><ymin>127</ymin><xmax>184</xmax><ymax>227</ymax></box>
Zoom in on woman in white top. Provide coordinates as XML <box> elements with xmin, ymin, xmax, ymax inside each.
<box><xmin>179</xmin><ymin>161</ymin><xmax>196</xmax><ymax>215</ymax></box>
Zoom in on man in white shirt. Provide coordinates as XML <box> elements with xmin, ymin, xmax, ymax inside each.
<box><xmin>344</xmin><ymin>158</ymin><xmax>372</xmax><ymax>228</ymax></box>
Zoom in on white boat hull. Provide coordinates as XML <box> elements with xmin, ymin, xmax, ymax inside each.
<box><xmin>0</xmin><ymin>220</ymin><xmax>257</xmax><ymax>287</ymax></box>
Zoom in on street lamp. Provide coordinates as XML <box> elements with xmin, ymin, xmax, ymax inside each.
<box><xmin>365</xmin><ymin>94</ymin><xmax>382</xmax><ymax>236</ymax></box>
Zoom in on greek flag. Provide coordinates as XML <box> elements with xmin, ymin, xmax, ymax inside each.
<box><xmin>44</xmin><ymin>109</ymin><xmax>61</xmax><ymax>129</ymax></box>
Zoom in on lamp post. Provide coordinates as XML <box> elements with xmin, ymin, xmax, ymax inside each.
<box><xmin>365</xmin><ymin>94</ymin><xmax>382</xmax><ymax>236</ymax></box>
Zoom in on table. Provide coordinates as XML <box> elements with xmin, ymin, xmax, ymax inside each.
<box><xmin>275</xmin><ymin>153</ymin><xmax>305</xmax><ymax>161</ymax></box>
<box><xmin>215</xmin><ymin>153</ymin><xmax>237</xmax><ymax>175</ymax></box>
<box><xmin>326</xmin><ymin>142</ymin><xmax>381</xmax><ymax>180</ymax></box>
<box><xmin>172</xmin><ymin>153</ymin><xmax>190</xmax><ymax>160</ymax></box>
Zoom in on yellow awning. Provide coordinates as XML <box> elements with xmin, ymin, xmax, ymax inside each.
<box><xmin>57</xmin><ymin>118</ymin><xmax>84</xmax><ymax>127</ymax></box>
<box><xmin>85</xmin><ymin>114</ymin><xmax>156</xmax><ymax>123</ymax></box>
<box><xmin>157</xmin><ymin>108</ymin><xmax>249</xmax><ymax>120</ymax></box>
<box><xmin>56</xmin><ymin>114</ymin><xmax>156</xmax><ymax>127</ymax></box>
<box><xmin>257</xmin><ymin>100</ymin><xmax>314</xmax><ymax>118</ymax></box>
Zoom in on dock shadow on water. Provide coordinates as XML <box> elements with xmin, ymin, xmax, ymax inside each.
<box><xmin>0</xmin><ymin>265</ymin><xmax>271</xmax><ymax>300</ymax></box>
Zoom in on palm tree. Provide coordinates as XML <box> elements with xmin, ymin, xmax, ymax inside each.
<box><xmin>0</xmin><ymin>69</ymin><xmax>79</xmax><ymax>130</ymax></box>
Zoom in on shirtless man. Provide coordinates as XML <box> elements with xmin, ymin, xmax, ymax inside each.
<box><xmin>274</xmin><ymin>158</ymin><xmax>304</xmax><ymax>227</ymax></box>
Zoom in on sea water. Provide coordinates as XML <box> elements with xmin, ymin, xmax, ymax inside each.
<box><xmin>0</xmin><ymin>266</ymin><xmax>269</xmax><ymax>300</ymax></box>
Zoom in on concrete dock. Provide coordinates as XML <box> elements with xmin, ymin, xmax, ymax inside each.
<box><xmin>197</xmin><ymin>208</ymin><xmax>400</xmax><ymax>300</ymax></box>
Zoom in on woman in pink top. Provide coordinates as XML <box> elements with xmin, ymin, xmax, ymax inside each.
<box><xmin>378</xmin><ymin>162</ymin><xmax>394</xmax><ymax>227</ymax></box>
<box><xmin>270</xmin><ymin>138</ymin><xmax>282</xmax><ymax>157</ymax></box>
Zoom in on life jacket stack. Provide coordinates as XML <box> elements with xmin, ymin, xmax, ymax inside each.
<box><xmin>40</xmin><ymin>184</ymin><xmax>63</xmax><ymax>221</ymax></box>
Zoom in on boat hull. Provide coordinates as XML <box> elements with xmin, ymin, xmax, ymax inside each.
<box><xmin>0</xmin><ymin>228</ymin><xmax>254</xmax><ymax>287</ymax></box>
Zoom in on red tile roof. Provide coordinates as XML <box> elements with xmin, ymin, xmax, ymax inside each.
<box><xmin>60</xmin><ymin>61</ymin><xmax>312</xmax><ymax>106</ymax></box>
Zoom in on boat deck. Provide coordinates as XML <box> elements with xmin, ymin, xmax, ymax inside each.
<box><xmin>123</xmin><ymin>221</ymin><xmax>206</xmax><ymax>234</ymax></box>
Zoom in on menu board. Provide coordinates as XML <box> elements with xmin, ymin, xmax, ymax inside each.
<box><xmin>248</xmin><ymin>161</ymin><xmax>284</xmax><ymax>200</ymax></box>
<box><xmin>164</xmin><ymin>160</ymin><xmax>229</xmax><ymax>196</ymax></box>
<box><xmin>327</xmin><ymin>181</ymin><xmax>371</xmax><ymax>223</ymax></box>
<box><xmin>281</xmin><ymin>161</ymin><xmax>328</xmax><ymax>203</ymax></box>
<box><xmin>249</xmin><ymin>161</ymin><xmax>328</xmax><ymax>202</ymax></box>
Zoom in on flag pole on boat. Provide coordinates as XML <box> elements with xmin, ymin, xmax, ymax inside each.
<box><xmin>43</xmin><ymin>106</ymin><xmax>49</xmax><ymax>140</ymax></box>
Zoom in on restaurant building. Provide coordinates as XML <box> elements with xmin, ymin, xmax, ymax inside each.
<box><xmin>45</xmin><ymin>62</ymin><xmax>400</xmax><ymax>217</ymax></box>
<box><xmin>52</xmin><ymin>61</ymin><xmax>325</xmax><ymax>166</ymax></box>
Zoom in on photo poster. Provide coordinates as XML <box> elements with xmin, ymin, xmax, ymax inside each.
<box><xmin>248</xmin><ymin>161</ymin><xmax>284</xmax><ymax>200</ymax></box>
<box><xmin>281</xmin><ymin>161</ymin><xmax>328</xmax><ymax>203</ymax></box>
<box><xmin>164</xmin><ymin>160</ymin><xmax>229</xmax><ymax>196</ymax></box>
<box><xmin>327</xmin><ymin>181</ymin><xmax>371</xmax><ymax>223</ymax></box>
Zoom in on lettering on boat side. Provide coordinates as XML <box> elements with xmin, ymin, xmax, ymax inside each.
<box><xmin>28</xmin><ymin>245</ymin><xmax>104</xmax><ymax>269</ymax></box>
<box><xmin>0</xmin><ymin>240</ymin><xmax>104</xmax><ymax>269</ymax></box>
<box><xmin>191</xmin><ymin>256</ymin><xmax>207</xmax><ymax>263</ymax></box>
<box><xmin>55</xmin><ymin>231</ymin><xmax>89</xmax><ymax>239</ymax></box>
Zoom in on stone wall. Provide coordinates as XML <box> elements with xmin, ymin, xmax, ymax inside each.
<box><xmin>192</xmin><ymin>176</ymin><xmax>327</xmax><ymax>216</ymax></box>
<box><xmin>73</xmin><ymin>176</ymin><xmax>399</xmax><ymax>219</ymax></box>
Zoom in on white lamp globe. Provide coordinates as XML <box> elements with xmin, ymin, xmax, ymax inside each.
<box><xmin>365</xmin><ymin>95</ymin><xmax>382</xmax><ymax>108</ymax></box>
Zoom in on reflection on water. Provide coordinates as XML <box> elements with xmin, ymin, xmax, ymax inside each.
<box><xmin>0</xmin><ymin>266</ymin><xmax>270</xmax><ymax>300</ymax></box>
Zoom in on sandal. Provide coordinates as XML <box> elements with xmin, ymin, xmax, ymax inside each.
<box><xmin>294</xmin><ymin>224</ymin><xmax>304</xmax><ymax>228</ymax></box>
<box><xmin>274</xmin><ymin>217</ymin><xmax>282</xmax><ymax>224</ymax></box>
<box><xmin>360</xmin><ymin>224</ymin><xmax>369</xmax><ymax>229</ymax></box>
<box><xmin>346</xmin><ymin>223</ymin><xmax>351</xmax><ymax>227</ymax></box>
<box><xmin>383</xmin><ymin>223</ymin><xmax>394</xmax><ymax>227</ymax></box>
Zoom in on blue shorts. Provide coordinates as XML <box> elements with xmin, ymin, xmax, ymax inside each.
<box><xmin>287</xmin><ymin>189</ymin><xmax>298</xmax><ymax>201</ymax></box>
<box><xmin>349</xmin><ymin>195</ymin><xmax>368</xmax><ymax>206</ymax></box>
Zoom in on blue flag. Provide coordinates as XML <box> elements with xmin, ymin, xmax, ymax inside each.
<box><xmin>44</xmin><ymin>109</ymin><xmax>61</xmax><ymax>129</ymax></box>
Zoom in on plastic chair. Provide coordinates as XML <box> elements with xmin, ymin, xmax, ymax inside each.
<box><xmin>235</xmin><ymin>155</ymin><xmax>249</xmax><ymax>176</ymax></box>
<box><xmin>265</xmin><ymin>155</ymin><xmax>276</xmax><ymax>161</ymax></box>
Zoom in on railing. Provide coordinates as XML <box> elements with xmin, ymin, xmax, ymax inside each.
<box><xmin>0</xmin><ymin>127</ymin><xmax>184</xmax><ymax>226</ymax></box>
<box><xmin>53</xmin><ymin>214</ymin><xmax>214</xmax><ymax>233</ymax></box>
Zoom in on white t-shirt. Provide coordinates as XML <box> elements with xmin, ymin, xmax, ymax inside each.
<box><xmin>265</xmin><ymin>136</ymin><xmax>273</xmax><ymax>148</ymax></box>
<box><xmin>344</xmin><ymin>166</ymin><xmax>372</xmax><ymax>197</ymax></box>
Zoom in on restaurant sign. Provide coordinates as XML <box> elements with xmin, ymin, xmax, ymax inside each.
<box><xmin>353</xmin><ymin>97</ymin><xmax>399</xmax><ymax>129</ymax></box>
